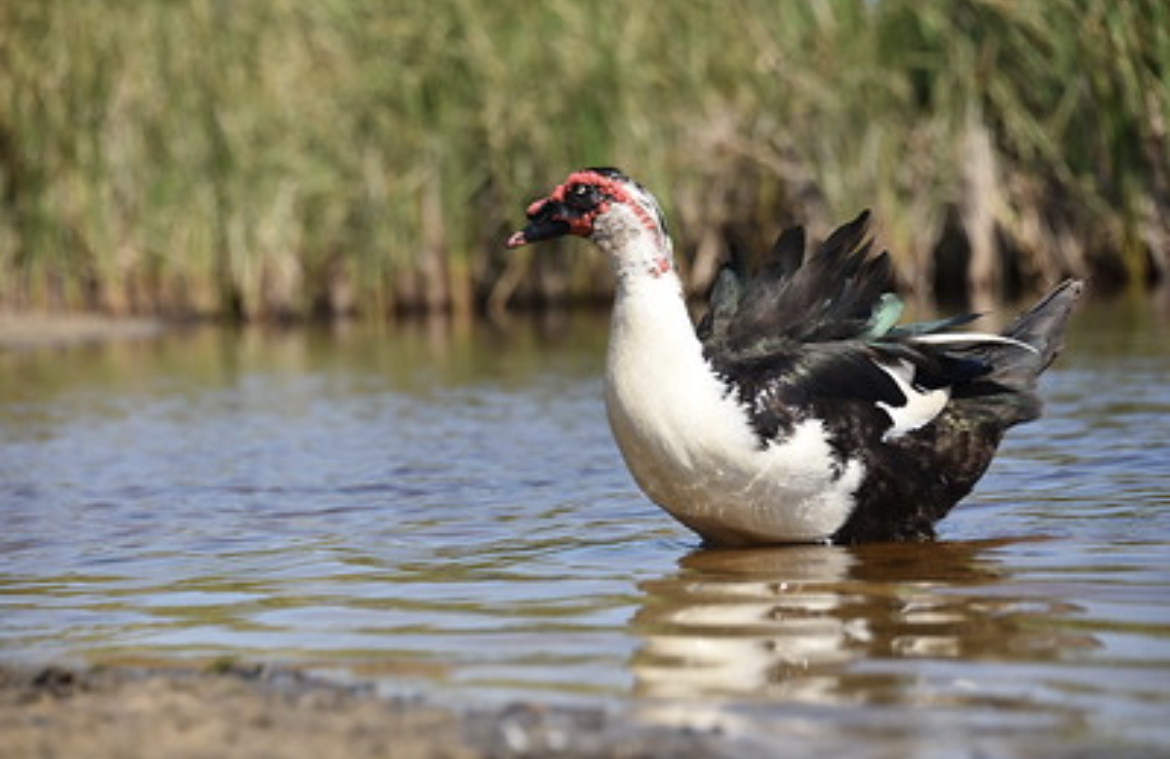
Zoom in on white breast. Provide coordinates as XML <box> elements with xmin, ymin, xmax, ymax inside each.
<box><xmin>604</xmin><ymin>273</ymin><xmax>865</xmax><ymax>545</ymax></box>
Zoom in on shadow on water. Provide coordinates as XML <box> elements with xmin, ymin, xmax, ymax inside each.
<box><xmin>631</xmin><ymin>539</ymin><xmax>1096</xmax><ymax>704</ymax></box>
<box><xmin>627</xmin><ymin>538</ymin><xmax>1170</xmax><ymax>754</ymax></box>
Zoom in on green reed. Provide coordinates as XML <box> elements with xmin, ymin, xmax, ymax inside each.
<box><xmin>1</xmin><ymin>0</ymin><xmax>1166</xmax><ymax>318</ymax></box>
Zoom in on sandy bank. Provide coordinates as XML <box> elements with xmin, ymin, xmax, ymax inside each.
<box><xmin>0</xmin><ymin>664</ymin><xmax>739</xmax><ymax>759</ymax></box>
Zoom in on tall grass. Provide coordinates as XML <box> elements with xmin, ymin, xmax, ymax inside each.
<box><xmin>1</xmin><ymin>0</ymin><xmax>1166</xmax><ymax>319</ymax></box>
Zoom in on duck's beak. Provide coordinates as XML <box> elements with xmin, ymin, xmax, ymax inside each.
<box><xmin>505</xmin><ymin>198</ymin><xmax>574</xmax><ymax>249</ymax></box>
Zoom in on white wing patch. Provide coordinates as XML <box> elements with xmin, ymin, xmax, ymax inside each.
<box><xmin>910</xmin><ymin>332</ymin><xmax>1038</xmax><ymax>353</ymax></box>
<box><xmin>875</xmin><ymin>359</ymin><xmax>950</xmax><ymax>441</ymax></box>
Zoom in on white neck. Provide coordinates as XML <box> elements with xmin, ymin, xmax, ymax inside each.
<box><xmin>591</xmin><ymin>202</ymin><xmax>674</xmax><ymax>285</ymax></box>
<box><xmin>600</xmin><ymin>222</ymin><xmax>749</xmax><ymax>474</ymax></box>
<box><xmin>607</xmin><ymin>261</ymin><xmax>696</xmax><ymax>379</ymax></box>
<box><xmin>596</xmin><ymin>221</ymin><xmax>702</xmax><ymax>395</ymax></box>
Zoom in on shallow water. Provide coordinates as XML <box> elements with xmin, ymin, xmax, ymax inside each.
<box><xmin>2</xmin><ymin>298</ymin><xmax>1169</xmax><ymax>756</ymax></box>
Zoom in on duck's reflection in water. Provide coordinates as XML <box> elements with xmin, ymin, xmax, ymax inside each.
<box><xmin>630</xmin><ymin>540</ymin><xmax>1097</xmax><ymax>708</ymax></box>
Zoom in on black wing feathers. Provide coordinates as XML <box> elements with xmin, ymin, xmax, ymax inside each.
<box><xmin>700</xmin><ymin>211</ymin><xmax>896</xmax><ymax>356</ymax></box>
<box><xmin>765</xmin><ymin>224</ymin><xmax>806</xmax><ymax>281</ymax></box>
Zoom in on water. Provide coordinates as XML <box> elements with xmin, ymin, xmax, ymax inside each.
<box><xmin>2</xmin><ymin>298</ymin><xmax>1169</xmax><ymax>756</ymax></box>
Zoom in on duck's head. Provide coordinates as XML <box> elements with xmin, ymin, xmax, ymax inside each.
<box><xmin>506</xmin><ymin>168</ymin><xmax>672</xmax><ymax>269</ymax></box>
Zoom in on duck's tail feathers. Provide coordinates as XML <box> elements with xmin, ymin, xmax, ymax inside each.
<box><xmin>941</xmin><ymin>280</ymin><xmax>1084</xmax><ymax>423</ymax></box>
<box><xmin>1005</xmin><ymin>279</ymin><xmax>1085</xmax><ymax>375</ymax></box>
<box><xmin>982</xmin><ymin>279</ymin><xmax>1085</xmax><ymax>391</ymax></box>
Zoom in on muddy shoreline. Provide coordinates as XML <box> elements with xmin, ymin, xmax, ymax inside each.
<box><xmin>0</xmin><ymin>663</ymin><xmax>746</xmax><ymax>759</ymax></box>
<box><xmin>0</xmin><ymin>313</ymin><xmax>168</xmax><ymax>351</ymax></box>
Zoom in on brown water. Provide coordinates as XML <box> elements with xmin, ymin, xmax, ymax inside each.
<box><xmin>2</xmin><ymin>298</ymin><xmax>1168</xmax><ymax>756</ymax></box>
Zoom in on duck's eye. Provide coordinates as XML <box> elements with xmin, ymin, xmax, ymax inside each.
<box><xmin>565</xmin><ymin>183</ymin><xmax>598</xmax><ymax>211</ymax></box>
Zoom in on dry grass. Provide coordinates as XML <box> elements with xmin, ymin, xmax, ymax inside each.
<box><xmin>1</xmin><ymin>0</ymin><xmax>1166</xmax><ymax>319</ymax></box>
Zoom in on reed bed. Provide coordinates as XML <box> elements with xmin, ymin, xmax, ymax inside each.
<box><xmin>1</xmin><ymin>0</ymin><xmax>1166</xmax><ymax>319</ymax></box>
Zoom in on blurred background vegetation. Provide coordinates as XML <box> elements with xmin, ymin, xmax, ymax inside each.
<box><xmin>1</xmin><ymin>0</ymin><xmax>1166</xmax><ymax>320</ymax></box>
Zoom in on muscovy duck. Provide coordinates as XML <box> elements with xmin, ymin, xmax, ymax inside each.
<box><xmin>506</xmin><ymin>167</ymin><xmax>1083</xmax><ymax>545</ymax></box>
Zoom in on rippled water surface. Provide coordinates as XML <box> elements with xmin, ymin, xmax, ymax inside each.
<box><xmin>2</xmin><ymin>298</ymin><xmax>1169</xmax><ymax>756</ymax></box>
